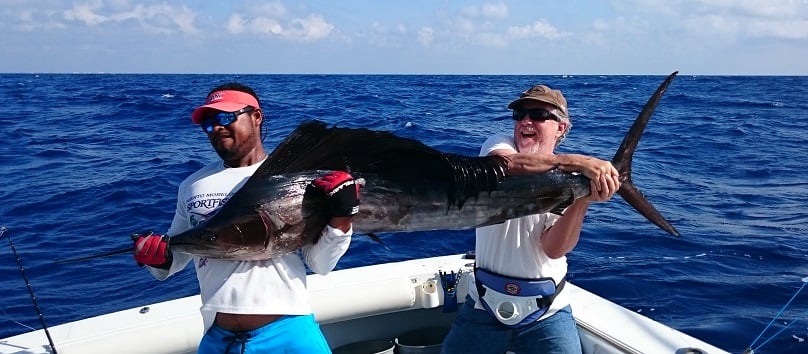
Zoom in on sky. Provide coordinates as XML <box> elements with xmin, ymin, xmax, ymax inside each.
<box><xmin>1</xmin><ymin>0</ymin><xmax>807</xmax><ymax>75</ymax></box>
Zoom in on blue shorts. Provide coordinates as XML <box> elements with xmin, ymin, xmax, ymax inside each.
<box><xmin>441</xmin><ymin>296</ymin><xmax>582</xmax><ymax>354</ymax></box>
<box><xmin>198</xmin><ymin>314</ymin><xmax>331</xmax><ymax>354</ymax></box>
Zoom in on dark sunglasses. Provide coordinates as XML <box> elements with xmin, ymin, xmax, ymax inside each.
<box><xmin>201</xmin><ymin>107</ymin><xmax>255</xmax><ymax>133</ymax></box>
<box><xmin>512</xmin><ymin>108</ymin><xmax>560</xmax><ymax>122</ymax></box>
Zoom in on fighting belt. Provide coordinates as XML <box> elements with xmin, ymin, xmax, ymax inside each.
<box><xmin>475</xmin><ymin>268</ymin><xmax>565</xmax><ymax>328</ymax></box>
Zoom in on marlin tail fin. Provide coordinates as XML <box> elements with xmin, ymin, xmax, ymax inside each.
<box><xmin>612</xmin><ymin>71</ymin><xmax>680</xmax><ymax>236</ymax></box>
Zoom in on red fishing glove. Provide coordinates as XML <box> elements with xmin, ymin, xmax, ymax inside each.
<box><xmin>132</xmin><ymin>231</ymin><xmax>172</xmax><ymax>269</ymax></box>
<box><xmin>312</xmin><ymin>171</ymin><xmax>361</xmax><ymax>217</ymax></box>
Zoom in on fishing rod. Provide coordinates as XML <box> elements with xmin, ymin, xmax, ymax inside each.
<box><xmin>55</xmin><ymin>232</ymin><xmax>144</xmax><ymax>264</ymax></box>
<box><xmin>1</xmin><ymin>226</ymin><xmax>59</xmax><ymax>354</ymax></box>
<box><xmin>54</xmin><ymin>245</ymin><xmax>132</xmax><ymax>264</ymax></box>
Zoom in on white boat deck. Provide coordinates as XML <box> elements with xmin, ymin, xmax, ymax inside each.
<box><xmin>0</xmin><ymin>254</ymin><xmax>729</xmax><ymax>354</ymax></box>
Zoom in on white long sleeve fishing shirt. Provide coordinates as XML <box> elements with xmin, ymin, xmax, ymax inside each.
<box><xmin>147</xmin><ymin>159</ymin><xmax>351</xmax><ymax>333</ymax></box>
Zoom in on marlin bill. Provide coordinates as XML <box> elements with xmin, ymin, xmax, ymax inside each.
<box><xmin>161</xmin><ymin>72</ymin><xmax>681</xmax><ymax>261</ymax></box>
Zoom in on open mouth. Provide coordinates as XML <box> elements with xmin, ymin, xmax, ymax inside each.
<box><xmin>519</xmin><ymin>127</ymin><xmax>537</xmax><ymax>138</ymax></box>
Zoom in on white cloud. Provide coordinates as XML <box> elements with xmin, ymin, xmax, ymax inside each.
<box><xmin>365</xmin><ymin>22</ymin><xmax>402</xmax><ymax>47</ymax></box>
<box><xmin>224</xmin><ymin>2</ymin><xmax>332</xmax><ymax>42</ymax></box>
<box><xmin>171</xmin><ymin>7</ymin><xmax>198</xmax><ymax>35</ymax></box>
<box><xmin>1</xmin><ymin>0</ymin><xmax>805</xmax><ymax>74</ymax></box>
<box><xmin>508</xmin><ymin>19</ymin><xmax>566</xmax><ymax>40</ymax></box>
<box><xmin>290</xmin><ymin>14</ymin><xmax>334</xmax><ymax>41</ymax></box>
<box><xmin>250</xmin><ymin>17</ymin><xmax>284</xmax><ymax>36</ymax></box>
<box><xmin>254</xmin><ymin>2</ymin><xmax>288</xmax><ymax>17</ymax></box>
<box><xmin>418</xmin><ymin>27</ymin><xmax>434</xmax><ymax>47</ymax></box>
<box><xmin>476</xmin><ymin>32</ymin><xmax>508</xmax><ymax>47</ymax></box>
<box><xmin>226</xmin><ymin>14</ymin><xmax>246</xmax><ymax>34</ymax></box>
<box><xmin>480</xmin><ymin>3</ymin><xmax>509</xmax><ymax>19</ymax></box>
<box><xmin>745</xmin><ymin>17</ymin><xmax>808</xmax><ymax>40</ymax></box>
<box><xmin>461</xmin><ymin>2</ymin><xmax>508</xmax><ymax>19</ymax></box>
<box><xmin>678</xmin><ymin>13</ymin><xmax>808</xmax><ymax>41</ymax></box>
<box><xmin>451</xmin><ymin>17</ymin><xmax>476</xmax><ymax>35</ymax></box>
<box><xmin>61</xmin><ymin>1</ymin><xmax>199</xmax><ymax>35</ymax></box>
<box><xmin>615</xmin><ymin>0</ymin><xmax>808</xmax><ymax>41</ymax></box>
<box><xmin>226</xmin><ymin>10</ymin><xmax>332</xmax><ymax>42</ymax></box>
<box><xmin>63</xmin><ymin>1</ymin><xmax>106</xmax><ymax>26</ymax></box>
<box><xmin>12</xmin><ymin>8</ymin><xmax>67</xmax><ymax>31</ymax></box>
<box><xmin>435</xmin><ymin>4</ymin><xmax>565</xmax><ymax>48</ymax></box>
<box><xmin>687</xmin><ymin>0</ymin><xmax>803</xmax><ymax>18</ymax></box>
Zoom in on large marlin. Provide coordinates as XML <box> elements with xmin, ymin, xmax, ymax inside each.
<box><xmin>60</xmin><ymin>72</ymin><xmax>679</xmax><ymax>263</ymax></box>
<box><xmin>162</xmin><ymin>72</ymin><xmax>680</xmax><ymax>260</ymax></box>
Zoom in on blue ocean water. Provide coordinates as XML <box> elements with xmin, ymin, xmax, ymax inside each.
<box><xmin>0</xmin><ymin>73</ymin><xmax>806</xmax><ymax>353</ymax></box>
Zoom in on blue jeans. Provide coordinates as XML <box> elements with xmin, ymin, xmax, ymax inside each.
<box><xmin>198</xmin><ymin>314</ymin><xmax>331</xmax><ymax>354</ymax></box>
<box><xmin>441</xmin><ymin>296</ymin><xmax>582</xmax><ymax>354</ymax></box>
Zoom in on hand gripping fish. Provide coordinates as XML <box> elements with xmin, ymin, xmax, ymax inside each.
<box><xmin>60</xmin><ymin>72</ymin><xmax>679</xmax><ymax>263</ymax></box>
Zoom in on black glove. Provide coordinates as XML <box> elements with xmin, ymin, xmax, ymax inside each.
<box><xmin>311</xmin><ymin>171</ymin><xmax>361</xmax><ymax>217</ymax></box>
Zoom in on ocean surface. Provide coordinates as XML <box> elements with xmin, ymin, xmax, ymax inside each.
<box><xmin>1</xmin><ymin>73</ymin><xmax>806</xmax><ymax>353</ymax></box>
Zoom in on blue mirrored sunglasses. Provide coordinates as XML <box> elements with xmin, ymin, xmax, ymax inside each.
<box><xmin>200</xmin><ymin>107</ymin><xmax>255</xmax><ymax>133</ymax></box>
<box><xmin>512</xmin><ymin>108</ymin><xmax>560</xmax><ymax>122</ymax></box>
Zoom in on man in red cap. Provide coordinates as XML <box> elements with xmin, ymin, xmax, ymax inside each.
<box><xmin>132</xmin><ymin>83</ymin><xmax>359</xmax><ymax>353</ymax></box>
<box><xmin>442</xmin><ymin>84</ymin><xmax>621</xmax><ymax>354</ymax></box>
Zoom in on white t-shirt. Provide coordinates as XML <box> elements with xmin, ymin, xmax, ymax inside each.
<box><xmin>468</xmin><ymin>133</ymin><xmax>570</xmax><ymax>318</ymax></box>
<box><xmin>148</xmin><ymin>159</ymin><xmax>352</xmax><ymax>332</ymax></box>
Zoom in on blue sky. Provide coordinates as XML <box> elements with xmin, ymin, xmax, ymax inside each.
<box><xmin>2</xmin><ymin>0</ymin><xmax>806</xmax><ymax>75</ymax></box>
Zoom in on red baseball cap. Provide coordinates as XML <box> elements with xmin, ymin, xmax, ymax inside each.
<box><xmin>191</xmin><ymin>90</ymin><xmax>261</xmax><ymax>124</ymax></box>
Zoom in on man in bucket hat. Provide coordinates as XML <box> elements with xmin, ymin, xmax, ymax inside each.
<box><xmin>132</xmin><ymin>83</ymin><xmax>360</xmax><ymax>353</ymax></box>
<box><xmin>442</xmin><ymin>84</ymin><xmax>620</xmax><ymax>353</ymax></box>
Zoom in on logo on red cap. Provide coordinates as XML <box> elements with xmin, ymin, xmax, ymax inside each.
<box><xmin>206</xmin><ymin>92</ymin><xmax>225</xmax><ymax>104</ymax></box>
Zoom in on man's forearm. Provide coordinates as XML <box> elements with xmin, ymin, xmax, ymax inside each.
<box><xmin>503</xmin><ymin>153</ymin><xmax>596</xmax><ymax>175</ymax></box>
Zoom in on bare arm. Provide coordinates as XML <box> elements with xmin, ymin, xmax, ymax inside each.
<box><xmin>494</xmin><ymin>149</ymin><xmax>619</xmax><ymax>192</ymax></box>
<box><xmin>487</xmin><ymin>149</ymin><xmax>621</xmax><ymax>259</ymax></box>
<box><xmin>541</xmin><ymin>175</ymin><xmax>620</xmax><ymax>259</ymax></box>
